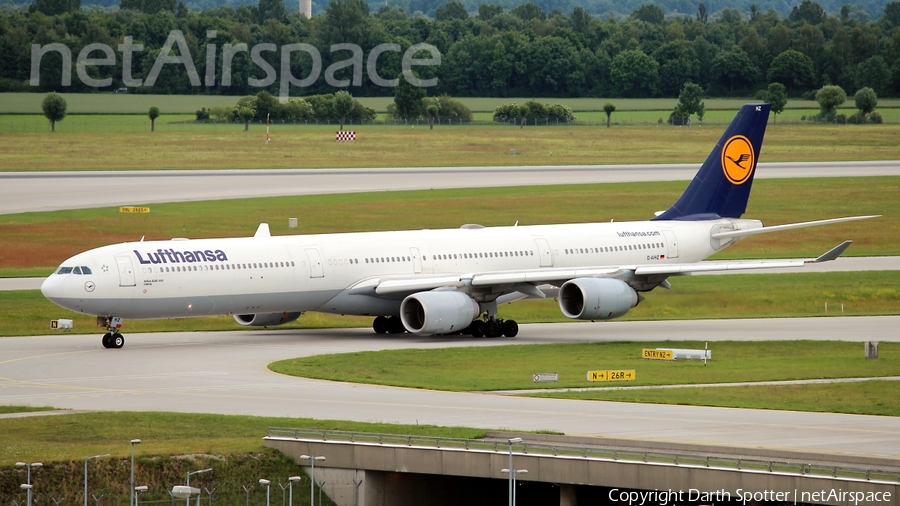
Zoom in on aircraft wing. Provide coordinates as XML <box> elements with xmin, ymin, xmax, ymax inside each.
<box><xmin>350</xmin><ymin>241</ymin><xmax>854</xmax><ymax>298</ymax></box>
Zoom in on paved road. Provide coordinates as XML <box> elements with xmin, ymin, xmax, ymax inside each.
<box><xmin>2</xmin><ymin>160</ymin><xmax>898</xmax><ymax>214</ymax></box>
<box><xmin>1</xmin><ymin>317</ymin><xmax>899</xmax><ymax>459</ymax></box>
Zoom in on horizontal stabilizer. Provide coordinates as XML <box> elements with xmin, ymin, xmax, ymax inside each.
<box><xmin>710</xmin><ymin>215</ymin><xmax>879</xmax><ymax>239</ymax></box>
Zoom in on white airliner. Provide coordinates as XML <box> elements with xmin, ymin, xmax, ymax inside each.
<box><xmin>42</xmin><ymin>103</ymin><xmax>876</xmax><ymax>348</ymax></box>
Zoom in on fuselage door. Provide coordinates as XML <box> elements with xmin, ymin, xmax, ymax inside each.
<box><xmin>662</xmin><ymin>230</ymin><xmax>679</xmax><ymax>259</ymax></box>
<box><xmin>534</xmin><ymin>238</ymin><xmax>553</xmax><ymax>267</ymax></box>
<box><xmin>115</xmin><ymin>255</ymin><xmax>136</xmax><ymax>287</ymax></box>
<box><xmin>410</xmin><ymin>247</ymin><xmax>422</xmax><ymax>273</ymax></box>
<box><xmin>305</xmin><ymin>248</ymin><xmax>324</xmax><ymax>278</ymax></box>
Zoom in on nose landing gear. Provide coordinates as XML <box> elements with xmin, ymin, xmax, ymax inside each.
<box><xmin>98</xmin><ymin>316</ymin><xmax>125</xmax><ymax>348</ymax></box>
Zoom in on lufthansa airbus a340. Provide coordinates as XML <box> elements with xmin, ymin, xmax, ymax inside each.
<box><xmin>42</xmin><ymin>103</ymin><xmax>876</xmax><ymax>348</ymax></box>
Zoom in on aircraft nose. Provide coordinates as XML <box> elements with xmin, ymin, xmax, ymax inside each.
<box><xmin>41</xmin><ymin>274</ymin><xmax>64</xmax><ymax>301</ymax></box>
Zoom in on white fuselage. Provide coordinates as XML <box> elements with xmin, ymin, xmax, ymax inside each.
<box><xmin>41</xmin><ymin>217</ymin><xmax>759</xmax><ymax>320</ymax></box>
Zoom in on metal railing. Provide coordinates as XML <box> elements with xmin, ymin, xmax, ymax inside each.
<box><xmin>267</xmin><ymin>427</ymin><xmax>900</xmax><ymax>485</ymax></box>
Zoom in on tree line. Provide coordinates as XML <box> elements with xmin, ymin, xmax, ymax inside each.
<box><xmin>3</xmin><ymin>0</ymin><xmax>899</xmax><ymax>99</ymax></box>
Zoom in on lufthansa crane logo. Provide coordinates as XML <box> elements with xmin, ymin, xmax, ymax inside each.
<box><xmin>721</xmin><ymin>135</ymin><xmax>755</xmax><ymax>185</ymax></box>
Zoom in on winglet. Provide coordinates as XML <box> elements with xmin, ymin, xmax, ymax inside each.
<box><xmin>809</xmin><ymin>241</ymin><xmax>852</xmax><ymax>263</ymax></box>
<box><xmin>254</xmin><ymin>223</ymin><xmax>271</xmax><ymax>238</ymax></box>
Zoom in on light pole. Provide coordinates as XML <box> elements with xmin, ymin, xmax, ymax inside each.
<box><xmin>84</xmin><ymin>454</ymin><xmax>110</xmax><ymax>506</ymax></box>
<box><xmin>186</xmin><ymin>469</ymin><xmax>212</xmax><ymax>506</ymax></box>
<box><xmin>16</xmin><ymin>461</ymin><xmax>42</xmax><ymax>506</ymax></box>
<box><xmin>287</xmin><ymin>477</ymin><xmax>301</xmax><ymax>506</ymax></box>
<box><xmin>134</xmin><ymin>486</ymin><xmax>148</xmax><ymax>506</ymax></box>
<box><xmin>505</xmin><ymin>437</ymin><xmax>522</xmax><ymax>506</ymax></box>
<box><xmin>258</xmin><ymin>480</ymin><xmax>270</xmax><ymax>506</ymax></box>
<box><xmin>299</xmin><ymin>455</ymin><xmax>325</xmax><ymax>506</ymax></box>
<box><xmin>21</xmin><ymin>484</ymin><xmax>33</xmax><ymax>506</ymax></box>
<box><xmin>501</xmin><ymin>469</ymin><xmax>528</xmax><ymax>506</ymax></box>
<box><xmin>130</xmin><ymin>439</ymin><xmax>141</xmax><ymax>506</ymax></box>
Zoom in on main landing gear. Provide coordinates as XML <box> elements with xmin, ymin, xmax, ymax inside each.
<box><xmin>467</xmin><ymin>317</ymin><xmax>518</xmax><ymax>338</ymax></box>
<box><xmin>373</xmin><ymin>315</ymin><xmax>406</xmax><ymax>334</ymax></box>
<box><xmin>98</xmin><ymin>316</ymin><xmax>125</xmax><ymax>348</ymax></box>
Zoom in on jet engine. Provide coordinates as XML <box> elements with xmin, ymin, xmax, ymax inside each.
<box><xmin>400</xmin><ymin>291</ymin><xmax>480</xmax><ymax>335</ymax></box>
<box><xmin>234</xmin><ymin>312</ymin><xmax>302</xmax><ymax>327</ymax></box>
<box><xmin>558</xmin><ymin>278</ymin><xmax>638</xmax><ymax>320</ymax></box>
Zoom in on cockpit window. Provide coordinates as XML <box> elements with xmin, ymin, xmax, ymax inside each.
<box><xmin>81</xmin><ymin>266</ymin><xmax>92</xmax><ymax>274</ymax></box>
<box><xmin>73</xmin><ymin>266</ymin><xmax>82</xmax><ymax>275</ymax></box>
<box><xmin>57</xmin><ymin>267</ymin><xmax>73</xmax><ymax>274</ymax></box>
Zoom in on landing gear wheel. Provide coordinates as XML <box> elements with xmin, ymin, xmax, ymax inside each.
<box><xmin>485</xmin><ymin>320</ymin><xmax>502</xmax><ymax>338</ymax></box>
<box><xmin>111</xmin><ymin>333</ymin><xmax>125</xmax><ymax>348</ymax></box>
<box><xmin>101</xmin><ymin>332</ymin><xmax>112</xmax><ymax>348</ymax></box>
<box><xmin>386</xmin><ymin>316</ymin><xmax>406</xmax><ymax>334</ymax></box>
<box><xmin>502</xmin><ymin>320</ymin><xmax>519</xmax><ymax>338</ymax></box>
<box><xmin>373</xmin><ymin>316</ymin><xmax>388</xmax><ymax>334</ymax></box>
<box><xmin>469</xmin><ymin>321</ymin><xmax>484</xmax><ymax>338</ymax></box>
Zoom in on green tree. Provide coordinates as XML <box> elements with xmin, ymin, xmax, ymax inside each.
<box><xmin>676</xmin><ymin>82</ymin><xmax>705</xmax><ymax>122</ymax></box>
<box><xmin>610</xmin><ymin>49</ymin><xmax>659</xmax><ymax>98</ymax></box>
<box><xmin>768</xmin><ymin>50</ymin><xmax>815</xmax><ymax>96</ymax></box>
<box><xmin>392</xmin><ymin>75</ymin><xmax>426</xmax><ymax>120</ymax></box>
<box><xmin>332</xmin><ymin>91</ymin><xmax>355</xmax><ymax>130</ymax></box>
<box><xmin>885</xmin><ymin>1</ymin><xmax>900</xmax><ymax>26</ymax></box>
<box><xmin>630</xmin><ymin>3</ymin><xmax>665</xmax><ymax>24</ymax></box>
<box><xmin>41</xmin><ymin>92</ymin><xmax>66</xmax><ymax>132</ymax></box>
<box><xmin>477</xmin><ymin>3</ymin><xmax>503</xmax><ymax>19</ymax></box>
<box><xmin>603</xmin><ymin>102</ymin><xmax>615</xmax><ymax>128</ymax></box>
<box><xmin>816</xmin><ymin>85</ymin><xmax>846</xmax><ymax>118</ymax></box>
<box><xmin>764</xmin><ymin>83</ymin><xmax>788</xmax><ymax>124</ymax></box>
<box><xmin>238</xmin><ymin>107</ymin><xmax>254</xmax><ymax>131</ymax></box>
<box><xmin>711</xmin><ymin>48</ymin><xmax>759</xmax><ymax>95</ymax></box>
<box><xmin>256</xmin><ymin>0</ymin><xmax>286</xmax><ymax>23</ymax></box>
<box><xmin>696</xmin><ymin>2</ymin><xmax>708</xmax><ymax>23</ymax></box>
<box><xmin>518</xmin><ymin>103</ymin><xmax>529</xmax><ymax>129</ymax></box>
<box><xmin>435</xmin><ymin>0</ymin><xmax>467</xmax><ymax>20</ymax></box>
<box><xmin>319</xmin><ymin>0</ymin><xmax>372</xmax><ymax>47</ymax></box>
<box><xmin>426</xmin><ymin>103</ymin><xmax>438</xmax><ymax>129</ymax></box>
<box><xmin>148</xmin><ymin>106</ymin><xmax>160</xmax><ymax>132</ymax></box>
<box><xmin>31</xmin><ymin>0</ymin><xmax>79</xmax><ymax>15</ymax></box>
<box><xmin>255</xmin><ymin>91</ymin><xmax>279</xmax><ymax>121</ymax></box>
<box><xmin>855</xmin><ymin>56</ymin><xmax>891</xmax><ymax>96</ymax></box>
<box><xmin>789</xmin><ymin>0</ymin><xmax>826</xmax><ymax>24</ymax></box>
<box><xmin>854</xmin><ymin>87</ymin><xmax>877</xmax><ymax>122</ymax></box>
<box><xmin>510</xmin><ymin>2</ymin><xmax>545</xmax><ymax>21</ymax></box>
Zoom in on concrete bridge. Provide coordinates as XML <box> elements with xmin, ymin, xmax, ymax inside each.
<box><xmin>263</xmin><ymin>428</ymin><xmax>900</xmax><ymax>506</ymax></box>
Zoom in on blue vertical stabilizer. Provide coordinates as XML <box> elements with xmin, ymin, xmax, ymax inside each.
<box><xmin>653</xmin><ymin>103</ymin><xmax>771</xmax><ymax>221</ymax></box>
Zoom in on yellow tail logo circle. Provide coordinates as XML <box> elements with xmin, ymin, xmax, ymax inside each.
<box><xmin>721</xmin><ymin>135</ymin><xmax>755</xmax><ymax>185</ymax></box>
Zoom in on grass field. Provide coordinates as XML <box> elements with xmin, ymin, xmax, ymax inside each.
<box><xmin>0</xmin><ymin>411</ymin><xmax>484</xmax><ymax>465</ymax></box>
<box><xmin>270</xmin><ymin>340</ymin><xmax>900</xmax><ymax>390</ymax></box>
<box><xmin>528</xmin><ymin>380</ymin><xmax>900</xmax><ymax>416</ymax></box>
<box><xmin>269</xmin><ymin>341</ymin><xmax>900</xmax><ymax>416</ymax></box>
<box><xmin>12</xmin><ymin>93</ymin><xmax>896</xmax><ymax>114</ymax></box>
<box><xmin>1</xmin><ymin>122</ymin><xmax>899</xmax><ymax>171</ymax></box>
<box><xmin>8</xmin><ymin>271</ymin><xmax>900</xmax><ymax>336</ymax></box>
